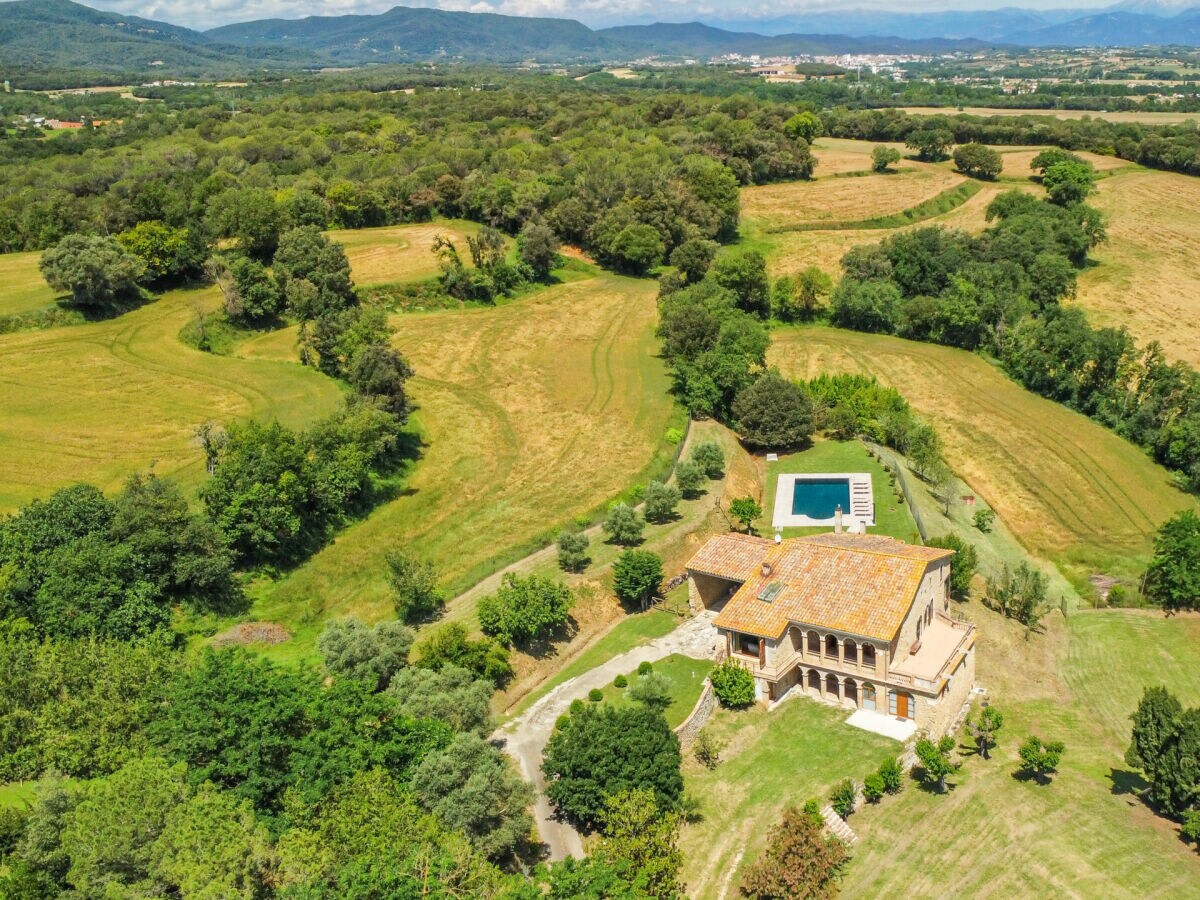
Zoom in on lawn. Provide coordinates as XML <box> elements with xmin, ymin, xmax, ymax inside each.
<box><xmin>0</xmin><ymin>285</ymin><xmax>343</xmax><ymax>513</ymax></box>
<box><xmin>246</xmin><ymin>273</ymin><xmax>678</xmax><ymax>660</ymax></box>
<box><xmin>763</xmin><ymin>439</ymin><xmax>920</xmax><ymax>543</ymax></box>
<box><xmin>680</xmin><ymin>698</ymin><xmax>898</xmax><ymax>899</ymax></box>
<box><xmin>1075</xmin><ymin>168</ymin><xmax>1200</xmax><ymax>368</ymax></box>
<box><xmin>769</xmin><ymin>325</ymin><xmax>1195</xmax><ymax>586</ymax></box>
<box><xmin>839</xmin><ymin>606</ymin><xmax>1200</xmax><ymax>898</ymax></box>
<box><xmin>0</xmin><ymin>250</ymin><xmax>60</xmax><ymax>317</ymax></box>
<box><xmin>0</xmin><ymin>780</ymin><xmax>35</xmax><ymax>809</ymax></box>
<box><xmin>592</xmin><ymin>653</ymin><xmax>714</xmax><ymax>729</ymax></box>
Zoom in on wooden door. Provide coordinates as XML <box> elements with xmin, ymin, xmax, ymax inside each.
<box><xmin>895</xmin><ymin>692</ymin><xmax>910</xmax><ymax>720</ymax></box>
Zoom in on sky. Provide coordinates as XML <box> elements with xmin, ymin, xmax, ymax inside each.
<box><xmin>76</xmin><ymin>0</ymin><xmax>1168</xmax><ymax>31</ymax></box>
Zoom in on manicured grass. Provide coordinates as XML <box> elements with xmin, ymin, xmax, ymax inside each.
<box><xmin>0</xmin><ymin>250</ymin><xmax>58</xmax><ymax>318</ymax></box>
<box><xmin>505</xmin><ymin>608</ymin><xmax>681</xmax><ymax>719</ymax></box>
<box><xmin>593</xmin><ymin>653</ymin><xmax>714</xmax><ymax>729</ymax></box>
<box><xmin>840</xmin><ymin>607</ymin><xmax>1200</xmax><ymax>897</ymax></box>
<box><xmin>0</xmin><ymin>286</ymin><xmax>344</xmax><ymax>513</ymax></box>
<box><xmin>764</xmin><ymin>439</ymin><xmax>921</xmax><ymax>543</ymax></box>
<box><xmin>680</xmin><ymin>698</ymin><xmax>898</xmax><ymax>899</ymax></box>
<box><xmin>769</xmin><ymin>325</ymin><xmax>1196</xmax><ymax>587</ymax></box>
<box><xmin>246</xmin><ymin>273</ymin><xmax>677</xmax><ymax>660</ymax></box>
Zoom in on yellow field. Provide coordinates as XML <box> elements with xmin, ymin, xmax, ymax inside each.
<box><xmin>249</xmin><ymin>273</ymin><xmax>677</xmax><ymax>649</ymax></box>
<box><xmin>811</xmin><ymin>137</ymin><xmax>911</xmax><ymax>175</ymax></box>
<box><xmin>899</xmin><ymin>105</ymin><xmax>1200</xmax><ymax>124</ymax></box>
<box><xmin>0</xmin><ymin>251</ymin><xmax>59</xmax><ymax>317</ymax></box>
<box><xmin>1074</xmin><ymin>168</ymin><xmax>1200</xmax><ymax>368</ymax></box>
<box><xmin>328</xmin><ymin>220</ymin><xmax>480</xmax><ymax>286</ymax></box>
<box><xmin>997</xmin><ymin>147</ymin><xmax>1128</xmax><ymax>178</ymax></box>
<box><xmin>0</xmin><ymin>287</ymin><xmax>342</xmax><ymax>512</ymax></box>
<box><xmin>741</xmin><ymin>166</ymin><xmax>963</xmax><ymax>228</ymax></box>
<box><xmin>770</xmin><ymin>326</ymin><xmax>1194</xmax><ymax>575</ymax></box>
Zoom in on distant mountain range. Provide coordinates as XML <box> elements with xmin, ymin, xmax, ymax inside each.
<box><xmin>3</xmin><ymin>0</ymin><xmax>1200</xmax><ymax>77</ymax></box>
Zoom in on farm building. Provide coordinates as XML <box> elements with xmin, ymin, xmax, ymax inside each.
<box><xmin>687</xmin><ymin>531</ymin><xmax>976</xmax><ymax>737</ymax></box>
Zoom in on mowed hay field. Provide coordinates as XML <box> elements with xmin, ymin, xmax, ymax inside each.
<box><xmin>741</xmin><ymin>165</ymin><xmax>963</xmax><ymax>229</ymax></box>
<box><xmin>328</xmin><ymin>219</ymin><xmax>480</xmax><ymax>286</ymax></box>
<box><xmin>1075</xmin><ymin>168</ymin><xmax>1200</xmax><ymax>368</ymax></box>
<box><xmin>0</xmin><ymin>251</ymin><xmax>59</xmax><ymax>317</ymax></box>
<box><xmin>840</xmin><ymin>606</ymin><xmax>1200</xmax><ymax>898</ymax></box>
<box><xmin>899</xmin><ymin>105</ymin><xmax>1200</xmax><ymax>125</ymax></box>
<box><xmin>0</xmin><ymin>286</ymin><xmax>343</xmax><ymax>512</ymax></box>
<box><xmin>250</xmin><ymin>273</ymin><xmax>677</xmax><ymax>653</ymax></box>
<box><xmin>770</xmin><ymin>326</ymin><xmax>1194</xmax><ymax>577</ymax></box>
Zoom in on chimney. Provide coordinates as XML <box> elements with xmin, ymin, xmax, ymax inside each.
<box><xmin>834</xmin><ymin>504</ymin><xmax>843</xmax><ymax>534</ymax></box>
<box><xmin>761</xmin><ymin>561</ymin><xmax>772</xmax><ymax>578</ymax></box>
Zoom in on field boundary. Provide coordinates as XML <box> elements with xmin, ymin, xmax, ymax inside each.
<box><xmin>767</xmin><ymin>180</ymin><xmax>982</xmax><ymax>234</ymax></box>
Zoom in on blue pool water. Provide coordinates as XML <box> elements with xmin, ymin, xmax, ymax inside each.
<box><xmin>791</xmin><ymin>478</ymin><xmax>852</xmax><ymax>519</ymax></box>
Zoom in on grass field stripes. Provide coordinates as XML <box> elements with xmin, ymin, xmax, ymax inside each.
<box><xmin>767</xmin><ymin>181</ymin><xmax>983</xmax><ymax>234</ymax></box>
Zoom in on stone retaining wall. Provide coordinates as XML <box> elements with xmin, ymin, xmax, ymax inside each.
<box><xmin>674</xmin><ymin>680</ymin><xmax>716</xmax><ymax>748</ymax></box>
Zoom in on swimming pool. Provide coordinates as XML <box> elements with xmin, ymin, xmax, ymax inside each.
<box><xmin>791</xmin><ymin>477</ymin><xmax>851</xmax><ymax>519</ymax></box>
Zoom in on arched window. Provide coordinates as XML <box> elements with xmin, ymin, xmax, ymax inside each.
<box><xmin>807</xmin><ymin>669</ymin><xmax>821</xmax><ymax>691</ymax></box>
<box><xmin>844</xmin><ymin>639</ymin><xmax>858</xmax><ymax>664</ymax></box>
<box><xmin>825</xmin><ymin>673</ymin><xmax>840</xmax><ymax>697</ymax></box>
<box><xmin>861</xmin><ymin>643</ymin><xmax>876</xmax><ymax>668</ymax></box>
<box><xmin>824</xmin><ymin>634</ymin><xmax>839</xmax><ymax>659</ymax></box>
<box><xmin>790</xmin><ymin>627</ymin><xmax>804</xmax><ymax>654</ymax></box>
<box><xmin>862</xmin><ymin>683</ymin><xmax>877</xmax><ymax>711</ymax></box>
<box><xmin>843</xmin><ymin>678</ymin><xmax>858</xmax><ymax>707</ymax></box>
<box><xmin>807</xmin><ymin>630</ymin><xmax>821</xmax><ymax>654</ymax></box>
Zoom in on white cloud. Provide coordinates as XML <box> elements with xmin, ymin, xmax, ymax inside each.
<box><xmin>81</xmin><ymin>0</ymin><xmax>1114</xmax><ymax>32</ymax></box>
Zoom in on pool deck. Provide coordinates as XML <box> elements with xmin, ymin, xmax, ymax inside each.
<box><xmin>772</xmin><ymin>472</ymin><xmax>875</xmax><ymax>531</ymax></box>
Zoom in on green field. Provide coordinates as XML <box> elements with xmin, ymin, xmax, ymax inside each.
<box><xmin>0</xmin><ymin>250</ymin><xmax>59</xmax><ymax>317</ymax></box>
<box><xmin>0</xmin><ymin>780</ymin><xmax>35</xmax><ymax>810</ymax></box>
<box><xmin>840</xmin><ymin>607</ymin><xmax>1200</xmax><ymax>897</ymax></box>
<box><xmin>246</xmin><ymin>272</ymin><xmax>678</xmax><ymax>660</ymax></box>
<box><xmin>0</xmin><ymin>286</ymin><xmax>343</xmax><ymax>513</ymax></box>
<box><xmin>764</xmin><ymin>440</ymin><xmax>921</xmax><ymax>543</ymax></box>
<box><xmin>593</xmin><ymin>653</ymin><xmax>714</xmax><ymax>729</ymax></box>
<box><xmin>769</xmin><ymin>325</ymin><xmax>1195</xmax><ymax>588</ymax></box>
<box><xmin>681</xmin><ymin>699</ymin><xmax>897</xmax><ymax>899</ymax></box>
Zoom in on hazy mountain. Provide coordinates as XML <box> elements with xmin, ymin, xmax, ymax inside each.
<box><xmin>0</xmin><ymin>0</ymin><xmax>313</xmax><ymax>72</ymax></box>
<box><xmin>1013</xmin><ymin>7</ymin><xmax>1200</xmax><ymax>44</ymax></box>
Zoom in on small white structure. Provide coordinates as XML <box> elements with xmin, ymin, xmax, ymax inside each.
<box><xmin>772</xmin><ymin>472</ymin><xmax>875</xmax><ymax>531</ymax></box>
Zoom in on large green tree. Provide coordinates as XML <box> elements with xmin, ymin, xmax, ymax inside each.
<box><xmin>40</xmin><ymin>233</ymin><xmax>145</xmax><ymax>307</ymax></box>
<box><xmin>477</xmin><ymin>572</ymin><xmax>573</xmax><ymax>646</ymax></box>
<box><xmin>542</xmin><ymin>702</ymin><xmax>683</xmax><ymax>829</ymax></box>
<box><xmin>1144</xmin><ymin>509</ymin><xmax>1200</xmax><ymax>613</ymax></box>
<box><xmin>731</xmin><ymin>371</ymin><xmax>814</xmax><ymax>450</ymax></box>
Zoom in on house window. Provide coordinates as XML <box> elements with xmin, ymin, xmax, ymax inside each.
<box><xmin>861</xmin><ymin>644</ymin><xmax>876</xmax><ymax>668</ymax></box>
<box><xmin>736</xmin><ymin>634</ymin><xmax>760</xmax><ymax>657</ymax></box>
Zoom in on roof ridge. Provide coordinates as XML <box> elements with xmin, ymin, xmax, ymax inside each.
<box><xmin>797</xmin><ymin>535</ymin><xmax>951</xmax><ymax>563</ymax></box>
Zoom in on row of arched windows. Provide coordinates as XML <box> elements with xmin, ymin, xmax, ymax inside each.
<box><xmin>788</xmin><ymin>627</ymin><xmax>877</xmax><ymax>668</ymax></box>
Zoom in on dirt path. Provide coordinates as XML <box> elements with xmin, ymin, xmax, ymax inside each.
<box><xmin>495</xmin><ymin>611</ymin><xmax>721</xmax><ymax>860</ymax></box>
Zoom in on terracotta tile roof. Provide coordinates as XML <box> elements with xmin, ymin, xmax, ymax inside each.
<box><xmin>691</xmin><ymin>533</ymin><xmax>952</xmax><ymax>642</ymax></box>
<box><xmin>686</xmin><ymin>532</ymin><xmax>773</xmax><ymax>581</ymax></box>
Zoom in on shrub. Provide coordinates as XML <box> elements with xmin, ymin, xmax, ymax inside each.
<box><xmin>412</xmin><ymin>622</ymin><xmax>513</xmax><ymax>687</ymax></box>
<box><xmin>878</xmin><ymin>757</ymin><xmax>903</xmax><ymax>794</ymax></box>
<box><xmin>830</xmin><ymin>778</ymin><xmax>856</xmax><ymax>818</ymax></box>
<box><xmin>729</xmin><ymin>496</ymin><xmax>763</xmax><ymax>533</ymax></box>
<box><xmin>386</xmin><ymin>551</ymin><xmax>445</xmax><ymax>622</ymax></box>
<box><xmin>642</xmin><ymin>480</ymin><xmax>681</xmax><ymax>524</ymax></box>
<box><xmin>739</xmin><ymin>805</ymin><xmax>849</xmax><ymax>899</ymax></box>
<box><xmin>973</xmin><ymin>507</ymin><xmax>996</xmax><ymax>533</ymax></box>
<box><xmin>603</xmin><ymin>503</ymin><xmax>644</xmax><ymax>546</ymax></box>
<box><xmin>317</xmin><ymin>618</ymin><xmax>414</xmax><ymax>691</ymax></box>
<box><xmin>871</xmin><ymin>145</ymin><xmax>902</xmax><ymax>172</ymax></box>
<box><xmin>665</xmin><ymin>427</ymin><xmax>685</xmax><ymax>444</ymax></box>
<box><xmin>927</xmin><ymin>533</ymin><xmax>978</xmax><ymax>600</ymax></box>
<box><xmin>556</xmin><ymin>529</ymin><xmax>590</xmax><ymax>573</ymax></box>
<box><xmin>637</xmin><ymin>661</ymin><xmax>654</xmax><ymax>676</ymax></box>
<box><xmin>613</xmin><ymin>674</ymin><xmax>628</xmax><ymax>689</ymax></box>
<box><xmin>953</xmin><ymin>142</ymin><xmax>1003</xmax><ymax>180</ymax></box>
<box><xmin>690</xmin><ymin>442</ymin><xmax>725</xmax><ymax>479</ymax></box>
<box><xmin>1017</xmin><ymin>735</ymin><xmax>1066</xmax><ymax>784</ymax></box>
<box><xmin>629</xmin><ymin>672</ymin><xmax>673</xmax><ymax>711</ymax></box>
<box><xmin>674</xmin><ymin>460</ymin><xmax>706</xmax><ymax>498</ymax></box>
<box><xmin>613</xmin><ymin>550</ymin><xmax>664</xmax><ymax>609</ymax></box>
<box><xmin>588</xmin><ymin>688</ymin><xmax>604</xmax><ymax>702</ymax></box>
<box><xmin>693</xmin><ymin>728</ymin><xmax>722</xmax><ymax>769</ymax></box>
<box><xmin>862</xmin><ymin>773</ymin><xmax>885</xmax><ymax>803</ymax></box>
<box><xmin>709</xmin><ymin>659</ymin><xmax>755</xmax><ymax>708</ymax></box>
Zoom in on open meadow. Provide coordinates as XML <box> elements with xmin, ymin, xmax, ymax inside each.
<box><xmin>840</xmin><ymin>606</ymin><xmax>1200</xmax><ymax>898</ymax></box>
<box><xmin>769</xmin><ymin>326</ymin><xmax>1195</xmax><ymax>583</ymax></box>
<box><xmin>898</xmin><ymin>106</ymin><xmax>1200</xmax><ymax>124</ymax></box>
<box><xmin>1074</xmin><ymin>168</ymin><xmax>1200</xmax><ymax>368</ymax></box>
<box><xmin>327</xmin><ymin>219</ymin><xmax>480</xmax><ymax>286</ymax></box>
<box><xmin>0</xmin><ymin>251</ymin><xmax>59</xmax><ymax>318</ymax></box>
<box><xmin>0</xmin><ymin>285</ymin><xmax>343</xmax><ymax>513</ymax></box>
<box><xmin>246</xmin><ymin>272</ymin><xmax>679</xmax><ymax>657</ymax></box>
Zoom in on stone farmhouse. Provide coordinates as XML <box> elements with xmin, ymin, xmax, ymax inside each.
<box><xmin>687</xmin><ymin>531</ymin><xmax>976</xmax><ymax>736</ymax></box>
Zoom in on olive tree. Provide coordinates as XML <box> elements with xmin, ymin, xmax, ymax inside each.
<box><xmin>40</xmin><ymin>234</ymin><xmax>145</xmax><ymax>307</ymax></box>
